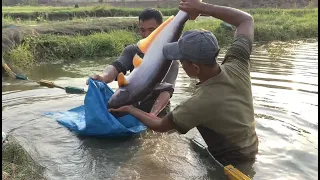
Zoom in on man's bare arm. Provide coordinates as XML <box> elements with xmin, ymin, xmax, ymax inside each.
<box><xmin>88</xmin><ymin>65</ymin><xmax>118</xmax><ymax>84</ymax></box>
<box><xmin>88</xmin><ymin>44</ymin><xmax>138</xmax><ymax>84</ymax></box>
<box><xmin>200</xmin><ymin>4</ymin><xmax>254</xmax><ymax>41</ymax></box>
<box><xmin>126</xmin><ymin>106</ymin><xmax>176</xmax><ymax>132</ymax></box>
<box><xmin>180</xmin><ymin>1</ymin><xmax>254</xmax><ymax>41</ymax></box>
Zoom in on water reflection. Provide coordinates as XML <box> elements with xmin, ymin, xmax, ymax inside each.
<box><xmin>2</xmin><ymin>39</ymin><xmax>318</xmax><ymax>180</ymax></box>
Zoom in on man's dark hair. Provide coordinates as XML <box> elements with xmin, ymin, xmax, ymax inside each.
<box><xmin>138</xmin><ymin>8</ymin><xmax>163</xmax><ymax>24</ymax></box>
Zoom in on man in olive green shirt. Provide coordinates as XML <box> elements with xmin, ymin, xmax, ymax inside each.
<box><xmin>109</xmin><ymin>0</ymin><xmax>259</xmax><ymax>170</ymax></box>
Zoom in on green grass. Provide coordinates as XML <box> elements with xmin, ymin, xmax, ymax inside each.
<box><xmin>2</xmin><ymin>8</ymin><xmax>318</xmax><ymax>71</ymax></box>
<box><xmin>4</xmin><ymin>43</ymin><xmax>35</xmax><ymax>68</ymax></box>
<box><xmin>185</xmin><ymin>8</ymin><xmax>318</xmax><ymax>42</ymax></box>
<box><xmin>3</xmin><ymin>8</ymin><xmax>317</xmax><ymax>39</ymax></box>
<box><xmin>249</xmin><ymin>8</ymin><xmax>318</xmax><ymax>41</ymax></box>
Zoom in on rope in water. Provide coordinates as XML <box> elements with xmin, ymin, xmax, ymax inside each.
<box><xmin>2</xmin><ymin>60</ymin><xmax>86</xmax><ymax>94</ymax></box>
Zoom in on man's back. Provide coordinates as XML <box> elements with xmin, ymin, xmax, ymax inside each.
<box><xmin>171</xmin><ymin>35</ymin><xmax>258</xmax><ymax>165</ymax></box>
<box><xmin>199</xmin><ymin>35</ymin><xmax>258</xmax><ymax>164</ymax></box>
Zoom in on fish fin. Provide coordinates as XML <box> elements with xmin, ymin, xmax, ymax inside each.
<box><xmin>117</xmin><ymin>72</ymin><xmax>128</xmax><ymax>87</ymax></box>
<box><xmin>137</xmin><ymin>15</ymin><xmax>175</xmax><ymax>54</ymax></box>
<box><xmin>133</xmin><ymin>54</ymin><xmax>143</xmax><ymax>68</ymax></box>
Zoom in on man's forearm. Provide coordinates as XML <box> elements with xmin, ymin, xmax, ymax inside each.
<box><xmin>101</xmin><ymin>65</ymin><xmax>118</xmax><ymax>83</ymax></box>
<box><xmin>128</xmin><ymin>107</ymin><xmax>163</xmax><ymax>129</ymax></box>
<box><xmin>127</xmin><ymin>106</ymin><xmax>174</xmax><ymax>132</ymax></box>
<box><xmin>199</xmin><ymin>3</ymin><xmax>253</xmax><ymax>27</ymax></box>
<box><xmin>150</xmin><ymin>91</ymin><xmax>171</xmax><ymax>116</ymax></box>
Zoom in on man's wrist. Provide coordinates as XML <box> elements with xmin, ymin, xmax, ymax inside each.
<box><xmin>197</xmin><ymin>2</ymin><xmax>206</xmax><ymax>13</ymax></box>
<box><xmin>126</xmin><ymin>106</ymin><xmax>135</xmax><ymax>114</ymax></box>
<box><xmin>99</xmin><ymin>74</ymin><xmax>107</xmax><ymax>83</ymax></box>
<box><xmin>198</xmin><ymin>2</ymin><xmax>213</xmax><ymax>16</ymax></box>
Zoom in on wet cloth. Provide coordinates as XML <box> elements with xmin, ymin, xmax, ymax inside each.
<box><xmin>44</xmin><ymin>79</ymin><xmax>146</xmax><ymax>137</ymax></box>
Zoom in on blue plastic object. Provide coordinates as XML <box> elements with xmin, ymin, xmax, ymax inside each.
<box><xmin>44</xmin><ymin>79</ymin><xmax>146</xmax><ymax>137</ymax></box>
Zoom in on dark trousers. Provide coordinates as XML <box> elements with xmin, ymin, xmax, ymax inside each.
<box><xmin>133</xmin><ymin>98</ymin><xmax>171</xmax><ymax>118</ymax></box>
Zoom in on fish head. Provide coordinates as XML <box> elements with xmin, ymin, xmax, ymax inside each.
<box><xmin>107</xmin><ymin>88</ymin><xmax>130</xmax><ymax>109</ymax></box>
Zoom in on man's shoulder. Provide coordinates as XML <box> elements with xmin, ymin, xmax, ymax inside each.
<box><xmin>124</xmin><ymin>44</ymin><xmax>138</xmax><ymax>52</ymax></box>
<box><xmin>179</xmin><ymin>87</ymin><xmax>216</xmax><ymax>108</ymax></box>
<box><xmin>224</xmin><ymin>35</ymin><xmax>252</xmax><ymax>59</ymax></box>
<box><xmin>125</xmin><ymin>44</ymin><xmax>145</xmax><ymax>57</ymax></box>
<box><xmin>173</xmin><ymin>91</ymin><xmax>206</xmax><ymax>111</ymax></box>
<box><xmin>221</xmin><ymin>35</ymin><xmax>253</xmax><ymax>75</ymax></box>
<box><xmin>229</xmin><ymin>35</ymin><xmax>253</xmax><ymax>49</ymax></box>
<box><xmin>111</xmin><ymin>44</ymin><xmax>140</xmax><ymax>74</ymax></box>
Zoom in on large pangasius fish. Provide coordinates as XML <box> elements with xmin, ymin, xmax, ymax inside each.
<box><xmin>108</xmin><ymin>10</ymin><xmax>189</xmax><ymax>109</ymax></box>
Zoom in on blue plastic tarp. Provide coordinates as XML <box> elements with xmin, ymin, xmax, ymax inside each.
<box><xmin>44</xmin><ymin>79</ymin><xmax>146</xmax><ymax>137</ymax></box>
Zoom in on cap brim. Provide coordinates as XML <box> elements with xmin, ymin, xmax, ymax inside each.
<box><xmin>163</xmin><ymin>42</ymin><xmax>182</xmax><ymax>61</ymax></box>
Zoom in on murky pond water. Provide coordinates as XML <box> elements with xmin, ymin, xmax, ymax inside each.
<box><xmin>2</xmin><ymin>39</ymin><xmax>318</xmax><ymax>180</ymax></box>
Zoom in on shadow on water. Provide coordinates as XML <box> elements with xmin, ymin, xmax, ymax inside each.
<box><xmin>2</xmin><ymin>39</ymin><xmax>318</xmax><ymax>180</ymax></box>
<box><xmin>73</xmin><ymin>135</ymin><xmax>144</xmax><ymax>179</ymax></box>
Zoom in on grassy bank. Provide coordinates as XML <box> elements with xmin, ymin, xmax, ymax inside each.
<box><xmin>2</xmin><ymin>5</ymin><xmax>179</xmax><ymax>21</ymax></box>
<box><xmin>2</xmin><ymin>8</ymin><xmax>318</xmax><ymax>70</ymax></box>
<box><xmin>2</xmin><ymin>135</ymin><xmax>45</xmax><ymax>180</ymax></box>
<box><xmin>3</xmin><ymin>30</ymin><xmax>138</xmax><ymax>69</ymax></box>
<box><xmin>3</xmin><ymin>5</ymin><xmax>318</xmax><ymax>21</ymax></box>
<box><xmin>3</xmin><ymin>17</ymin><xmax>139</xmax><ymax>36</ymax></box>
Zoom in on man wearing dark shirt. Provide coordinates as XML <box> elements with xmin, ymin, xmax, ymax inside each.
<box><xmin>89</xmin><ymin>8</ymin><xmax>179</xmax><ymax>117</ymax></box>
